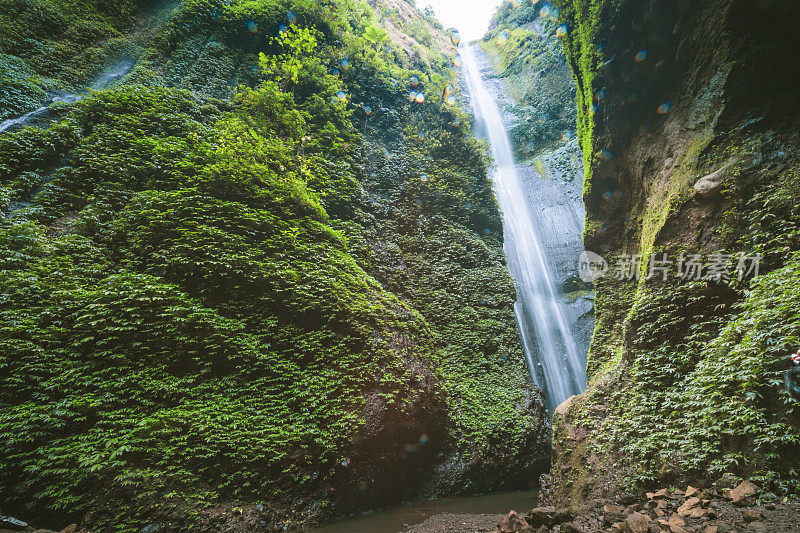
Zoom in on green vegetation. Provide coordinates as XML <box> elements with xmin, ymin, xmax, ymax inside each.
<box><xmin>480</xmin><ymin>0</ymin><xmax>577</xmax><ymax>161</ymax></box>
<box><xmin>0</xmin><ymin>0</ymin><xmax>547</xmax><ymax>530</ymax></box>
<box><xmin>550</xmin><ymin>0</ymin><xmax>800</xmax><ymax>502</ymax></box>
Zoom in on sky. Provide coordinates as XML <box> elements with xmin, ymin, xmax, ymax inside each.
<box><xmin>418</xmin><ymin>0</ymin><xmax>505</xmax><ymax>41</ymax></box>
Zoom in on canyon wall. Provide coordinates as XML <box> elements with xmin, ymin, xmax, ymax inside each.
<box><xmin>551</xmin><ymin>0</ymin><xmax>800</xmax><ymax>508</ymax></box>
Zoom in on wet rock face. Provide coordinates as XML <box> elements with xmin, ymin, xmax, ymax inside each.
<box><xmin>549</xmin><ymin>0</ymin><xmax>800</xmax><ymax>508</ymax></box>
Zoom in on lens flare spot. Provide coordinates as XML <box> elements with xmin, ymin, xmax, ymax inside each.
<box><xmin>409</xmin><ymin>90</ymin><xmax>418</xmax><ymax>101</ymax></box>
<box><xmin>419</xmin><ymin>174</ymin><xmax>428</xmax><ymax>182</ymax></box>
<box><xmin>415</xmin><ymin>92</ymin><xmax>426</xmax><ymax>104</ymax></box>
<box><xmin>549</xmin><ymin>7</ymin><xmax>560</xmax><ymax>21</ymax></box>
<box><xmin>556</xmin><ymin>24</ymin><xmax>568</xmax><ymax>37</ymax></box>
<box><xmin>246</xmin><ymin>20</ymin><xmax>258</xmax><ymax>33</ymax></box>
<box><xmin>410</xmin><ymin>76</ymin><xmax>419</xmax><ymax>86</ymax></box>
<box><xmin>537</xmin><ymin>113</ymin><xmax>548</xmax><ymax>124</ymax></box>
<box><xmin>446</xmin><ymin>95</ymin><xmax>456</xmax><ymax>105</ymax></box>
<box><xmin>337</xmin><ymin>90</ymin><xmax>347</xmax><ymax>101</ymax></box>
<box><xmin>483</xmin><ymin>228</ymin><xmax>492</xmax><ymax>236</ymax></box>
<box><xmin>451</xmin><ymin>31</ymin><xmax>461</xmax><ymax>45</ymax></box>
<box><xmin>364</xmin><ymin>105</ymin><xmax>372</xmax><ymax>115</ymax></box>
<box><xmin>539</xmin><ymin>4</ymin><xmax>552</xmax><ymax>17</ymax></box>
<box><xmin>286</xmin><ymin>11</ymin><xmax>297</xmax><ymax>24</ymax></box>
<box><xmin>602</xmin><ymin>191</ymin><xmax>614</xmax><ymax>200</ymax></box>
<box><xmin>340</xmin><ymin>58</ymin><xmax>350</xmax><ymax>70</ymax></box>
<box><xmin>635</xmin><ymin>49</ymin><xmax>649</xmax><ymax>62</ymax></box>
<box><xmin>562</xmin><ymin>131</ymin><xmax>573</xmax><ymax>141</ymax></box>
<box><xmin>445</xmin><ymin>84</ymin><xmax>455</xmax><ymax>95</ymax></box>
<box><xmin>497</xmin><ymin>31</ymin><xmax>509</xmax><ymax>45</ymax></box>
<box><xmin>657</xmin><ymin>102</ymin><xmax>672</xmax><ymax>114</ymax></box>
<box><xmin>330</xmin><ymin>67</ymin><xmax>339</xmax><ymax>77</ymax></box>
<box><xmin>453</xmin><ymin>55</ymin><xmax>463</xmax><ymax>67</ymax></box>
<box><xmin>278</xmin><ymin>23</ymin><xmax>288</xmax><ymax>34</ymax></box>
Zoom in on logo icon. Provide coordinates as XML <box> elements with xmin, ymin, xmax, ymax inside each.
<box><xmin>578</xmin><ymin>251</ymin><xmax>609</xmax><ymax>282</ymax></box>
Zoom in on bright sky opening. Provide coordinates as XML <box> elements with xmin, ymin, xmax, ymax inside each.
<box><xmin>418</xmin><ymin>0</ymin><xmax>505</xmax><ymax>41</ymax></box>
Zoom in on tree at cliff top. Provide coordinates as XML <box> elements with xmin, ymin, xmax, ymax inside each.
<box><xmin>0</xmin><ymin>0</ymin><xmax>549</xmax><ymax>531</ymax></box>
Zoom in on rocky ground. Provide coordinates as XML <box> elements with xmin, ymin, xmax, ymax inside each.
<box><xmin>495</xmin><ymin>478</ymin><xmax>800</xmax><ymax>533</ymax></box>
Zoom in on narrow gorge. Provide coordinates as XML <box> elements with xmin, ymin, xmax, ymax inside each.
<box><xmin>1</xmin><ymin>0</ymin><xmax>799</xmax><ymax>532</ymax></box>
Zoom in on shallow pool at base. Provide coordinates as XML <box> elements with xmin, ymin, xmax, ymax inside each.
<box><xmin>311</xmin><ymin>490</ymin><xmax>538</xmax><ymax>533</ymax></box>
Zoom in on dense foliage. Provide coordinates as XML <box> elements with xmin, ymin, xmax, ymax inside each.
<box><xmin>0</xmin><ymin>0</ymin><xmax>548</xmax><ymax>530</ymax></box>
<box><xmin>481</xmin><ymin>0</ymin><xmax>577</xmax><ymax>161</ymax></box>
<box><xmin>550</xmin><ymin>0</ymin><xmax>800</xmax><ymax>504</ymax></box>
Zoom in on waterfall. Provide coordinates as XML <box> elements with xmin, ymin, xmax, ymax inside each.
<box><xmin>462</xmin><ymin>43</ymin><xmax>587</xmax><ymax>411</ymax></box>
<box><xmin>1</xmin><ymin>59</ymin><xmax>136</xmax><ymax>135</ymax></box>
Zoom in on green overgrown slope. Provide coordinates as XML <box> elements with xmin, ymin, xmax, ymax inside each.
<box><xmin>0</xmin><ymin>0</ymin><xmax>549</xmax><ymax>531</ymax></box>
<box><xmin>548</xmin><ymin>0</ymin><xmax>800</xmax><ymax>507</ymax></box>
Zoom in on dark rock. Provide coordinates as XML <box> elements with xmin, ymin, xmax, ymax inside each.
<box><xmin>714</xmin><ymin>474</ymin><xmax>742</xmax><ymax>491</ymax></box>
<box><xmin>603</xmin><ymin>504</ymin><xmax>626</xmax><ymax>526</ymax></box>
<box><xmin>625</xmin><ymin>512</ymin><xmax>652</xmax><ymax>533</ymax></box>
<box><xmin>526</xmin><ymin>506</ymin><xmax>556</xmax><ymax>527</ymax></box>
<box><xmin>554</xmin><ymin>508</ymin><xmax>574</xmax><ymax>524</ymax></box>
<box><xmin>742</xmin><ymin>509</ymin><xmax>763</xmax><ymax>523</ymax></box>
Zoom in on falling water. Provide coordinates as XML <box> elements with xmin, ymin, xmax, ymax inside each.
<box><xmin>462</xmin><ymin>43</ymin><xmax>586</xmax><ymax>411</ymax></box>
<box><xmin>0</xmin><ymin>58</ymin><xmax>136</xmax><ymax>135</ymax></box>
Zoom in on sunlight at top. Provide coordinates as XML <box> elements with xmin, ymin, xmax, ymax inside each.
<box><xmin>418</xmin><ymin>0</ymin><xmax>505</xmax><ymax>41</ymax></box>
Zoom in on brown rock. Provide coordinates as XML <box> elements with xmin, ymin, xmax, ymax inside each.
<box><xmin>685</xmin><ymin>486</ymin><xmax>700</xmax><ymax>498</ymax></box>
<box><xmin>703</xmin><ymin>526</ymin><xmax>719</xmax><ymax>533</ymax></box>
<box><xmin>746</xmin><ymin>522</ymin><xmax>768</xmax><ymax>533</ymax></box>
<box><xmin>677</xmin><ymin>497</ymin><xmax>701</xmax><ymax>517</ymax></box>
<box><xmin>670</xmin><ymin>526</ymin><xmax>689</xmax><ymax>533</ymax></box>
<box><xmin>668</xmin><ymin>514</ymin><xmax>687</xmax><ymax>527</ymax></box>
<box><xmin>498</xmin><ymin>510</ymin><xmax>530</xmax><ymax>533</ymax></box>
<box><xmin>603</xmin><ymin>504</ymin><xmax>627</xmax><ymax>526</ymax></box>
<box><xmin>60</xmin><ymin>526</ymin><xmax>78</xmax><ymax>533</ymax></box>
<box><xmin>625</xmin><ymin>512</ymin><xmax>652</xmax><ymax>533</ymax></box>
<box><xmin>689</xmin><ymin>507</ymin><xmax>713</xmax><ymax>519</ymax></box>
<box><xmin>525</xmin><ymin>506</ymin><xmax>555</xmax><ymax>528</ymax></box>
<box><xmin>741</xmin><ymin>509</ymin><xmax>763</xmax><ymax>523</ymax></box>
<box><xmin>653</xmin><ymin>489</ymin><xmax>671</xmax><ymax>500</ymax></box>
<box><xmin>729</xmin><ymin>482</ymin><xmax>759</xmax><ymax>503</ymax></box>
<box><xmin>611</xmin><ymin>521</ymin><xmax>631</xmax><ymax>533</ymax></box>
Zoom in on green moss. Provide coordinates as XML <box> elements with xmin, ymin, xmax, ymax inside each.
<box><xmin>0</xmin><ymin>0</ymin><xmax>546</xmax><ymax>529</ymax></box>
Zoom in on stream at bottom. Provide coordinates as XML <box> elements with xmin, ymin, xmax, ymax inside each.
<box><xmin>310</xmin><ymin>490</ymin><xmax>537</xmax><ymax>533</ymax></box>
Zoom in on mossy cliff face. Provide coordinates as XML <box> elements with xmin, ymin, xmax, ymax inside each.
<box><xmin>549</xmin><ymin>0</ymin><xmax>800</xmax><ymax>508</ymax></box>
<box><xmin>0</xmin><ymin>1</ymin><xmax>548</xmax><ymax>531</ymax></box>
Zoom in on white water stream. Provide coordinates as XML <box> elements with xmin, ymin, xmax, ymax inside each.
<box><xmin>462</xmin><ymin>43</ymin><xmax>587</xmax><ymax>411</ymax></box>
<box><xmin>0</xmin><ymin>58</ymin><xmax>136</xmax><ymax>135</ymax></box>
